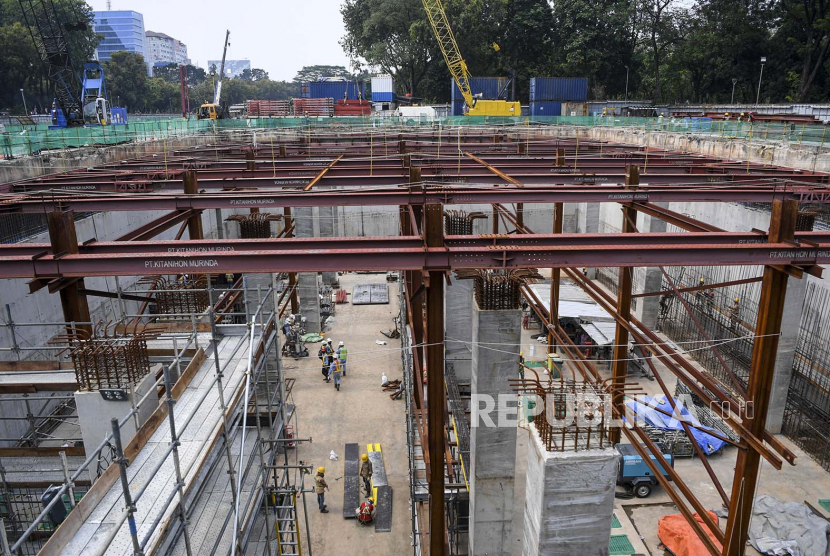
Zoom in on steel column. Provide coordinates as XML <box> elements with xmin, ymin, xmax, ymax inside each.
<box><xmin>46</xmin><ymin>211</ymin><xmax>91</xmax><ymax>336</ymax></box>
<box><xmin>723</xmin><ymin>199</ymin><xmax>798</xmax><ymax>556</ymax></box>
<box><xmin>425</xmin><ymin>199</ymin><xmax>447</xmax><ymax>556</ymax></box>
<box><xmin>183</xmin><ymin>170</ymin><xmax>203</xmax><ymax>240</ymax></box>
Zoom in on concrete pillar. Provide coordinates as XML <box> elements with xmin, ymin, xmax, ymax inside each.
<box><xmin>522</xmin><ymin>428</ymin><xmax>618</xmax><ymax>556</ymax></box>
<box><xmin>294</xmin><ymin>207</ymin><xmax>321</xmax><ymax>331</ymax></box>
<box><xmin>445</xmin><ymin>275</ymin><xmax>473</xmax><ymax>383</ymax></box>
<box><xmin>319</xmin><ymin>206</ymin><xmax>337</xmax><ymax>285</ymax></box>
<box><xmin>298</xmin><ymin>273</ymin><xmax>321</xmax><ymax>334</ymax></box>
<box><xmin>766</xmin><ymin>276</ymin><xmax>808</xmax><ymax>433</ymax></box>
<box><xmin>637</xmin><ymin>204</ymin><xmax>668</xmax><ymax>330</ymax></box>
<box><xmin>469</xmin><ymin>300</ymin><xmax>521</xmax><ymax>556</ymax></box>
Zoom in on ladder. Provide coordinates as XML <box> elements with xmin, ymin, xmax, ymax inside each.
<box><xmin>272</xmin><ymin>491</ymin><xmax>302</xmax><ymax>556</ymax></box>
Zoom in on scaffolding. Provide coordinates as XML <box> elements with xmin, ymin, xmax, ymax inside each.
<box><xmin>0</xmin><ymin>277</ymin><xmax>305</xmax><ymax>555</ymax></box>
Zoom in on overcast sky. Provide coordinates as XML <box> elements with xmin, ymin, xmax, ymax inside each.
<box><xmin>86</xmin><ymin>0</ymin><xmax>354</xmax><ymax>81</ymax></box>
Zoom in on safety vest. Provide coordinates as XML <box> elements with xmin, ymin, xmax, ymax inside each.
<box><xmin>338</xmin><ymin>347</ymin><xmax>348</xmax><ymax>361</ymax></box>
<box><xmin>330</xmin><ymin>359</ymin><xmax>341</xmax><ymax>375</ymax></box>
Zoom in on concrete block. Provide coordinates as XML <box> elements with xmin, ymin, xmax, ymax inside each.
<box><xmin>298</xmin><ymin>273</ymin><xmax>321</xmax><ymax>333</ymax></box>
<box><xmin>445</xmin><ymin>276</ymin><xmax>473</xmax><ymax>362</ymax></box>
<box><xmin>75</xmin><ymin>365</ymin><xmax>160</xmax><ymax>462</ymax></box>
<box><xmin>522</xmin><ymin>428</ymin><xmax>618</xmax><ymax>556</ymax></box>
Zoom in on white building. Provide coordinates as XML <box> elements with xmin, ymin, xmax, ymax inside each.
<box><xmin>146</xmin><ymin>30</ymin><xmax>189</xmax><ymax>71</ymax></box>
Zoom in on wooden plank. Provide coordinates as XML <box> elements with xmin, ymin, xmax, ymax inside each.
<box><xmin>0</xmin><ymin>381</ymin><xmax>78</xmax><ymax>394</ymax></box>
<box><xmin>171</xmin><ymin>348</ymin><xmax>206</xmax><ymax>400</ymax></box>
<box><xmin>303</xmin><ymin>155</ymin><xmax>342</xmax><ymax>191</ymax></box>
<box><xmin>0</xmin><ymin>446</ymin><xmax>85</xmax><ymax>457</ymax></box>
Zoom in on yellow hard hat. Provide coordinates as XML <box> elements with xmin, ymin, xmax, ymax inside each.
<box><xmin>317</xmin><ymin>466</ymin><xmax>325</xmax><ymax>474</ymax></box>
<box><xmin>368</xmin><ymin>498</ymin><xmax>374</xmax><ymax>504</ymax></box>
<box><xmin>699</xmin><ymin>278</ymin><xmax>705</xmax><ymax>283</ymax></box>
<box><xmin>734</xmin><ymin>297</ymin><xmax>740</xmax><ymax>302</ymax></box>
<box><xmin>361</xmin><ymin>454</ymin><xmax>368</xmax><ymax>462</ymax></box>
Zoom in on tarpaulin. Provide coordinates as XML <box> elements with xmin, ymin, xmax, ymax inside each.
<box><xmin>625</xmin><ymin>396</ymin><xmax>726</xmax><ymax>455</ymax></box>
<box><xmin>748</xmin><ymin>495</ymin><xmax>830</xmax><ymax>556</ymax></box>
<box><xmin>658</xmin><ymin>511</ymin><xmax>723</xmax><ymax>556</ymax></box>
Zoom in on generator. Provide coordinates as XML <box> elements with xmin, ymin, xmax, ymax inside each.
<box><xmin>616</xmin><ymin>443</ymin><xmax>674</xmax><ymax>498</ymax></box>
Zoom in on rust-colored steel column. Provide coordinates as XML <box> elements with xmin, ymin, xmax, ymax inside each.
<box><xmin>283</xmin><ymin>207</ymin><xmax>300</xmax><ymax>314</ymax></box>
<box><xmin>724</xmin><ymin>199</ymin><xmax>797</xmax><ymax>556</ymax></box>
<box><xmin>425</xmin><ymin>197</ymin><xmax>447</xmax><ymax>556</ymax></box>
<box><xmin>246</xmin><ymin>149</ymin><xmax>256</xmax><ymax>173</ymax></box>
<box><xmin>47</xmin><ymin>211</ymin><xmax>92</xmax><ymax>336</ymax></box>
<box><xmin>609</xmin><ymin>166</ymin><xmax>639</xmax><ymax>445</ymax></box>
<box><xmin>183</xmin><ymin>170</ymin><xmax>204</xmax><ymax>240</ymax></box>
<box><xmin>548</xmin><ymin>203</ymin><xmax>564</xmax><ymax>352</ymax></box>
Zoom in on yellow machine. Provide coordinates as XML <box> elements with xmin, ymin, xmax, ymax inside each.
<box><xmin>198</xmin><ymin>103</ymin><xmax>223</xmax><ymax>120</ymax></box>
<box><xmin>421</xmin><ymin>0</ymin><xmax>520</xmax><ymax>117</ymax></box>
<box><xmin>198</xmin><ymin>30</ymin><xmax>230</xmax><ymax>121</ymax></box>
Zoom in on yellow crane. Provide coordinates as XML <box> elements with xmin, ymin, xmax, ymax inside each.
<box><xmin>421</xmin><ymin>0</ymin><xmax>520</xmax><ymax>116</ymax></box>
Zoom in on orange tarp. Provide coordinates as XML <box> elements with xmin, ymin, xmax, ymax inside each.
<box><xmin>658</xmin><ymin>511</ymin><xmax>723</xmax><ymax>556</ymax></box>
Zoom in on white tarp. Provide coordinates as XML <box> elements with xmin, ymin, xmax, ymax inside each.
<box><xmin>748</xmin><ymin>495</ymin><xmax>830</xmax><ymax>556</ymax></box>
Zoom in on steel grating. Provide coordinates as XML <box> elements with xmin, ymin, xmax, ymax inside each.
<box><xmin>352</xmin><ymin>284</ymin><xmax>390</xmax><ymax>305</ymax></box>
<box><xmin>608</xmin><ymin>534</ymin><xmax>636</xmax><ymax>555</ymax></box>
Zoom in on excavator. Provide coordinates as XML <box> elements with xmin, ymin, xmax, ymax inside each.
<box><xmin>421</xmin><ymin>0</ymin><xmax>520</xmax><ymax>116</ymax></box>
<box><xmin>198</xmin><ymin>30</ymin><xmax>230</xmax><ymax>120</ymax></box>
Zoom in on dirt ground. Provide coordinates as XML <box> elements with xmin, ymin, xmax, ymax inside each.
<box><xmin>288</xmin><ymin>273</ymin><xmax>411</xmax><ymax>556</ymax></box>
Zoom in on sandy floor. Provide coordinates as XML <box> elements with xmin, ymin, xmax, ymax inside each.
<box><xmin>288</xmin><ymin>273</ymin><xmax>411</xmax><ymax>556</ymax></box>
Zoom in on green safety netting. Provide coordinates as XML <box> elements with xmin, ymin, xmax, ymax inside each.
<box><xmin>2</xmin><ymin>113</ymin><xmax>827</xmax><ymax>160</ymax></box>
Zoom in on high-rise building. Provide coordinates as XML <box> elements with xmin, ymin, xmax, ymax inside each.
<box><xmin>207</xmin><ymin>59</ymin><xmax>251</xmax><ymax>79</ymax></box>
<box><xmin>93</xmin><ymin>10</ymin><xmax>147</xmax><ymax>69</ymax></box>
<box><xmin>146</xmin><ymin>31</ymin><xmax>190</xmax><ymax>70</ymax></box>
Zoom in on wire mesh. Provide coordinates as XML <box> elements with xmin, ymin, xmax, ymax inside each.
<box><xmin>782</xmin><ymin>281</ymin><xmax>830</xmax><ymax>471</ymax></box>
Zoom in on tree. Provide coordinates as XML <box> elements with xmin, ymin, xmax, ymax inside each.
<box><xmin>293</xmin><ymin>65</ymin><xmax>351</xmax><ymax>82</ymax></box>
<box><xmin>779</xmin><ymin>0</ymin><xmax>830</xmax><ymax>101</ymax></box>
<box><xmin>238</xmin><ymin>68</ymin><xmax>269</xmax><ymax>81</ymax></box>
<box><xmin>102</xmin><ymin>51</ymin><xmax>149</xmax><ymax>112</ymax></box>
<box><xmin>0</xmin><ymin>0</ymin><xmax>99</xmax><ymax>111</ymax></box>
<box><xmin>638</xmin><ymin>0</ymin><xmax>686</xmax><ymax>101</ymax></box>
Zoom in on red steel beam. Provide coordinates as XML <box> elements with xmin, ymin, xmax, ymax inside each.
<box><xmin>0</xmin><ymin>237</ymin><xmax>829</xmax><ymax>278</ymax></box>
<box><xmin>5</xmin><ymin>183</ymin><xmax>830</xmax><ymax>214</ymax></box>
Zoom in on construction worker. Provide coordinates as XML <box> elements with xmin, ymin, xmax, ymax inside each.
<box><xmin>325</xmin><ymin>338</ymin><xmax>334</xmax><ymax>356</ymax></box>
<box><xmin>357</xmin><ymin>497</ymin><xmax>375</xmax><ymax>525</ymax></box>
<box><xmin>337</xmin><ymin>341</ymin><xmax>348</xmax><ymax>376</ymax></box>
<box><xmin>330</xmin><ymin>356</ymin><xmax>342</xmax><ymax>390</ymax></box>
<box><xmin>360</xmin><ymin>453</ymin><xmax>373</xmax><ymax>496</ymax></box>
<box><xmin>318</xmin><ymin>344</ymin><xmax>330</xmax><ymax>380</ymax></box>
<box><xmin>315</xmin><ymin>467</ymin><xmax>329</xmax><ymax>513</ymax></box>
<box><xmin>729</xmin><ymin>297</ymin><xmax>741</xmax><ymax>330</ymax></box>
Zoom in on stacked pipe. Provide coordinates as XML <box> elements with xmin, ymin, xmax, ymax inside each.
<box><xmin>292</xmin><ymin>98</ymin><xmax>333</xmax><ymax>117</ymax></box>
<box><xmin>333</xmin><ymin>99</ymin><xmax>371</xmax><ymax>117</ymax></box>
<box><xmin>246</xmin><ymin>100</ymin><xmax>291</xmax><ymax>117</ymax></box>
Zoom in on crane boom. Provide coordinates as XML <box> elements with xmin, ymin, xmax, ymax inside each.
<box><xmin>213</xmin><ymin>30</ymin><xmax>230</xmax><ymax>105</ymax></box>
<box><xmin>421</xmin><ymin>0</ymin><xmax>474</xmax><ymax>109</ymax></box>
<box><xmin>420</xmin><ymin>0</ymin><xmax>520</xmax><ymax>116</ymax></box>
<box><xmin>18</xmin><ymin>0</ymin><xmax>83</xmax><ymax>125</ymax></box>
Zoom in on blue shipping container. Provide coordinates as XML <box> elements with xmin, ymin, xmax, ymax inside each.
<box><xmin>529</xmin><ymin>78</ymin><xmax>588</xmax><ymax>102</ymax></box>
<box><xmin>372</xmin><ymin>91</ymin><xmax>395</xmax><ymax>102</ymax></box>
<box><xmin>451</xmin><ymin>77</ymin><xmax>509</xmax><ymax>103</ymax></box>
<box><xmin>529</xmin><ymin>101</ymin><xmax>561</xmax><ymax>117</ymax></box>
<box><xmin>308</xmin><ymin>81</ymin><xmax>365</xmax><ymax>101</ymax></box>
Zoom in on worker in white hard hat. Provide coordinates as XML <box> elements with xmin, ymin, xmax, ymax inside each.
<box><xmin>336</xmin><ymin>341</ymin><xmax>348</xmax><ymax>376</ymax></box>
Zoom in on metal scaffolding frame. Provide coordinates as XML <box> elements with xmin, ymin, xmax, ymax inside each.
<box><xmin>0</xmin><ymin>125</ymin><xmax>828</xmax><ymax>556</ymax></box>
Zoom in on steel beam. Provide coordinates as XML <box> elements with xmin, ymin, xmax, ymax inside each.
<box><xmin>182</xmin><ymin>170</ymin><xmax>203</xmax><ymax>240</ymax></box>
<box><xmin>723</xmin><ymin>199</ymin><xmax>798</xmax><ymax>556</ymax></box>
<box><xmin>6</xmin><ymin>183</ymin><xmax>830</xmax><ymax>214</ymax></box>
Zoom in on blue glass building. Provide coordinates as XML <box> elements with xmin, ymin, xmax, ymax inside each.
<box><xmin>93</xmin><ymin>10</ymin><xmax>147</xmax><ymax>66</ymax></box>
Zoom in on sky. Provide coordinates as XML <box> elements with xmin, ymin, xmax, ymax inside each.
<box><xmin>86</xmin><ymin>0</ymin><xmax>354</xmax><ymax>81</ymax></box>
